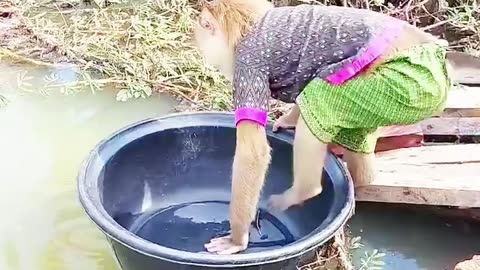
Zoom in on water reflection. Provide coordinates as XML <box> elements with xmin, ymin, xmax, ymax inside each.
<box><xmin>2</xmin><ymin>187</ymin><xmax>118</xmax><ymax>270</ymax></box>
<box><xmin>350</xmin><ymin>203</ymin><xmax>480</xmax><ymax>270</ymax></box>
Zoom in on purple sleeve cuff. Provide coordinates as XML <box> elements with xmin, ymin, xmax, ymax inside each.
<box><xmin>235</xmin><ymin>107</ymin><xmax>268</xmax><ymax>127</ymax></box>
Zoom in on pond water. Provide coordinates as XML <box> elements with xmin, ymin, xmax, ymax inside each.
<box><xmin>350</xmin><ymin>203</ymin><xmax>480</xmax><ymax>270</ymax></box>
<box><xmin>0</xmin><ymin>63</ymin><xmax>479</xmax><ymax>270</ymax></box>
<box><xmin>0</xmin><ymin>62</ymin><xmax>176</xmax><ymax>270</ymax></box>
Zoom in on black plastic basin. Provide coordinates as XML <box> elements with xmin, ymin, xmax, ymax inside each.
<box><xmin>77</xmin><ymin>112</ymin><xmax>354</xmax><ymax>270</ymax></box>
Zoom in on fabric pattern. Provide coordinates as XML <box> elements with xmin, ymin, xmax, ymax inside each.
<box><xmin>296</xmin><ymin>43</ymin><xmax>451</xmax><ymax>153</ymax></box>
<box><xmin>232</xmin><ymin>4</ymin><xmax>406</xmax><ymax>115</ymax></box>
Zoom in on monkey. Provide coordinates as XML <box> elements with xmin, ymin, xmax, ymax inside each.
<box><xmin>194</xmin><ymin>0</ymin><xmax>451</xmax><ymax>255</ymax></box>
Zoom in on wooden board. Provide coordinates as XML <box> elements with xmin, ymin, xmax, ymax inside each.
<box><xmin>446</xmin><ymin>51</ymin><xmax>480</xmax><ymax>85</ymax></box>
<box><xmin>352</xmin><ymin>86</ymin><xmax>480</xmax><ymax>207</ymax></box>
<box><xmin>446</xmin><ymin>85</ymin><xmax>480</xmax><ymax>110</ymax></box>
<box><xmin>418</xmin><ymin>85</ymin><xmax>480</xmax><ymax>135</ymax></box>
<box><xmin>442</xmin><ymin>108</ymin><xmax>480</xmax><ymax>117</ymax></box>
<box><xmin>355</xmin><ymin>143</ymin><xmax>480</xmax><ymax>207</ymax></box>
<box><xmin>420</xmin><ymin>117</ymin><xmax>480</xmax><ymax>135</ymax></box>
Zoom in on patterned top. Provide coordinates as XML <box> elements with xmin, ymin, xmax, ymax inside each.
<box><xmin>233</xmin><ymin>4</ymin><xmax>407</xmax><ymax>127</ymax></box>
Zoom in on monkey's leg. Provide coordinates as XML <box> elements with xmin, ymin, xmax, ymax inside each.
<box><xmin>268</xmin><ymin>114</ymin><xmax>327</xmax><ymax>211</ymax></box>
<box><xmin>343</xmin><ymin>150</ymin><xmax>376</xmax><ymax>187</ymax></box>
<box><xmin>339</xmin><ymin>128</ymin><xmax>378</xmax><ymax>187</ymax></box>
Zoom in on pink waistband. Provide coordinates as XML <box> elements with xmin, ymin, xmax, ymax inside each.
<box><xmin>325</xmin><ymin>23</ymin><xmax>404</xmax><ymax>85</ymax></box>
<box><xmin>235</xmin><ymin>107</ymin><xmax>268</xmax><ymax>127</ymax></box>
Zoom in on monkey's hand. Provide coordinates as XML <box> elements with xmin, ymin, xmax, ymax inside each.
<box><xmin>204</xmin><ymin>233</ymin><xmax>249</xmax><ymax>255</ymax></box>
<box><xmin>272</xmin><ymin>105</ymin><xmax>300</xmax><ymax>132</ymax></box>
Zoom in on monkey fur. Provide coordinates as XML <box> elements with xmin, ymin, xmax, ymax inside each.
<box><xmin>204</xmin><ymin>121</ymin><xmax>271</xmax><ymax>254</ymax></box>
<box><xmin>269</xmin><ymin>112</ymin><xmax>327</xmax><ymax>211</ymax></box>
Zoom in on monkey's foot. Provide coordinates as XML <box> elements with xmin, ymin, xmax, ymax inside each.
<box><xmin>267</xmin><ymin>187</ymin><xmax>322</xmax><ymax>211</ymax></box>
<box><xmin>272</xmin><ymin>116</ymin><xmax>297</xmax><ymax>132</ymax></box>
<box><xmin>204</xmin><ymin>234</ymin><xmax>248</xmax><ymax>255</ymax></box>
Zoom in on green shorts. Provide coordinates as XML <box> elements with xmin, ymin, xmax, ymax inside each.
<box><xmin>296</xmin><ymin>43</ymin><xmax>451</xmax><ymax>154</ymax></box>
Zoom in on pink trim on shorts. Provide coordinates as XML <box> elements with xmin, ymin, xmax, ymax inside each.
<box><xmin>325</xmin><ymin>23</ymin><xmax>404</xmax><ymax>85</ymax></box>
<box><xmin>235</xmin><ymin>107</ymin><xmax>268</xmax><ymax>127</ymax></box>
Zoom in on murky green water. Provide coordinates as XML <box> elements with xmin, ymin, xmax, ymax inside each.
<box><xmin>350</xmin><ymin>203</ymin><xmax>480</xmax><ymax>270</ymax></box>
<box><xmin>0</xmin><ymin>63</ymin><xmax>479</xmax><ymax>270</ymax></box>
<box><xmin>0</xmin><ymin>63</ymin><xmax>176</xmax><ymax>270</ymax></box>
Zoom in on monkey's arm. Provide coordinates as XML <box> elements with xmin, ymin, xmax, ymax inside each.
<box><xmin>204</xmin><ymin>120</ymin><xmax>271</xmax><ymax>255</ymax></box>
<box><xmin>231</xmin><ymin>120</ymin><xmax>271</xmax><ymax>243</ymax></box>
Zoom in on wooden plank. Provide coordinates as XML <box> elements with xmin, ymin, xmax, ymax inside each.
<box><xmin>446</xmin><ymin>85</ymin><xmax>480</xmax><ymax>109</ymax></box>
<box><xmin>411</xmin><ymin>85</ymin><xmax>480</xmax><ymax>135</ymax></box>
<box><xmin>442</xmin><ymin>108</ymin><xmax>480</xmax><ymax>117</ymax></box>
<box><xmin>420</xmin><ymin>117</ymin><xmax>480</xmax><ymax>135</ymax></box>
<box><xmin>446</xmin><ymin>51</ymin><xmax>480</xmax><ymax>85</ymax></box>
<box><xmin>355</xmin><ymin>143</ymin><xmax>480</xmax><ymax>207</ymax></box>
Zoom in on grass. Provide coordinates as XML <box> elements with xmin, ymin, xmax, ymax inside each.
<box><xmin>0</xmin><ymin>94</ymin><xmax>8</xmax><ymax>108</ymax></box>
<box><xmin>349</xmin><ymin>236</ymin><xmax>386</xmax><ymax>270</ymax></box>
<box><xmin>445</xmin><ymin>0</ymin><xmax>479</xmax><ymax>56</ymax></box>
<box><xmin>11</xmin><ymin>0</ymin><xmax>232</xmax><ymax>111</ymax></box>
<box><xmin>297</xmin><ymin>232</ymin><xmax>387</xmax><ymax>270</ymax></box>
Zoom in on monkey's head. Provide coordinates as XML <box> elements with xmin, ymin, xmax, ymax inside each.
<box><xmin>193</xmin><ymin>0</ymin><xmax>273</xmax><ymax>79</ymax></box>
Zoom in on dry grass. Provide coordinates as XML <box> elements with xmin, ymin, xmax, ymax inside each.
<box><xmin>299</xmin><ymin>231</ymin><xmax>355</xmax><ymax>270</ymax></box>
<box><xmin>1</xmin><ymin>0</ymin><xmax>296</xmax><ymax>118</ymax></box>
<box><xmin>296</xmin><ymin>229</ymin><xmax>386</xmax><ymax>270</ymax></box>
<box><xmin>4</xmin><ymin>0</ymin><xmax>232</xmax><ymax>111</ymax></box>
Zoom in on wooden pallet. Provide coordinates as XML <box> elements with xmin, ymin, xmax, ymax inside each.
<box><xmin>355</xmin><ymin>85</ymin><xmax>480</xmax><ymax>208</ymax></box>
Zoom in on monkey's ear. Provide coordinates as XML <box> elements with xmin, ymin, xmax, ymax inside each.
<box><xmin>199</xmin><ymin>15</ymin><xmax>216</xmax><ymax>34</ymax></box>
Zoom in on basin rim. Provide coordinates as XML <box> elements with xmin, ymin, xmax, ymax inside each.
<box><xmin>77</xmin><ymin>111</ymin><xmax>355</xmax><ymax>268</ymax></box>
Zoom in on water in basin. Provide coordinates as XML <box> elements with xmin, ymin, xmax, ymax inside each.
<box><xmin>116</xmin><ymin>201</ymin><xmax>295</xmax><ymax>253</ymax></box>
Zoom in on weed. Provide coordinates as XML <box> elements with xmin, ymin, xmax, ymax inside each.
<box><xmin>12</xmin><ymin>0</ymin><xmax>231</xmax><ymax>110</ymax></box>
<box><xmin>358</xmin><ymin>250</ymin><xmax>386</xmax><ymax>270</ymax></box>
<box><xmin>0</xmin><ymin>94</ymin><xmax>8</xmax><ymax>108</ymax></box>
<box><xmin>350</xmin><ymin>236</ymin><xmax>387</xmax><ymax>270</ymax></box>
